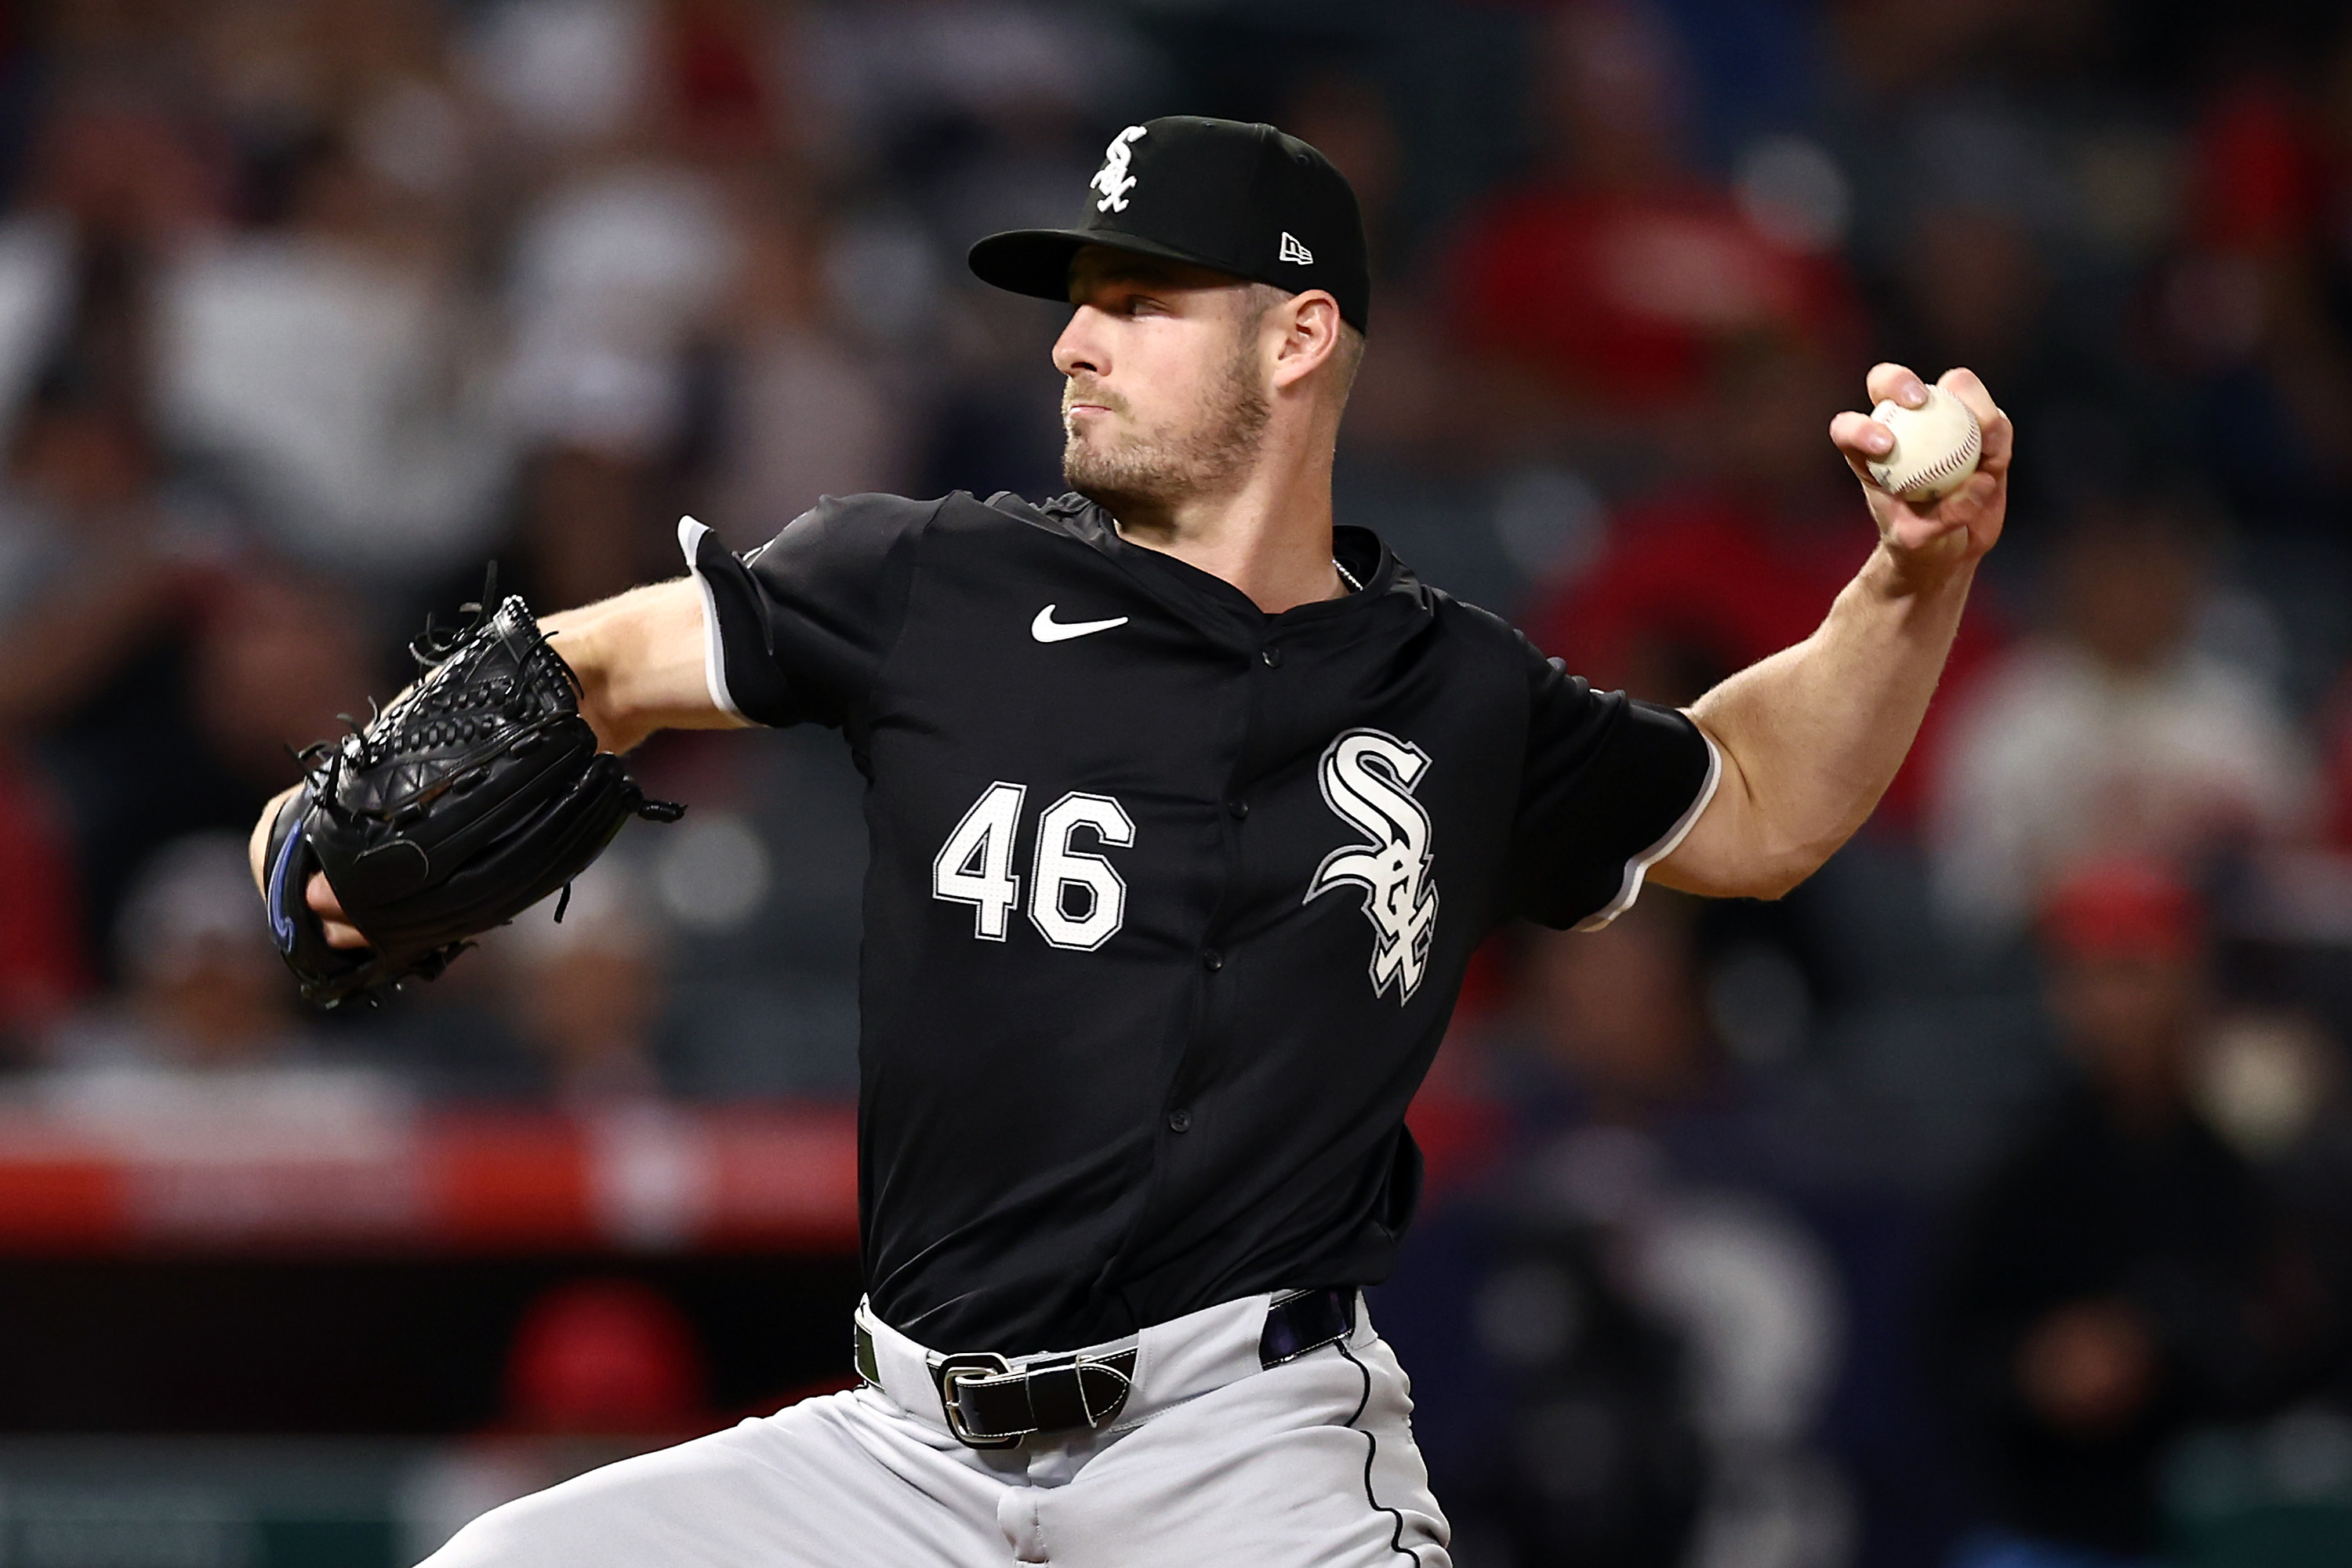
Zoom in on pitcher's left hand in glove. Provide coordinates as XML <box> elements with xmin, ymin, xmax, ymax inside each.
<box><xmin>260</xmin><ymin>585</ymin><xmax>683</xmax><ymax>1007</ymax></box>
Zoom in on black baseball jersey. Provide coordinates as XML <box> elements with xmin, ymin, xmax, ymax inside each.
<box><xmin>687</xmin><ymin>489</ymin><xmax>1716</xmax><ymax>1356</ymax></box>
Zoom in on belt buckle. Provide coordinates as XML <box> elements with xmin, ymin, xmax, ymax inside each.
<box><xmin>934</xmin><ymin>1352</ymin><xmax>1022</xmax><ymax>1449</ymax></box>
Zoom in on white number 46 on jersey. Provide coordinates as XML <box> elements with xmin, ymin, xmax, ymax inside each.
<box><xmin>931</xmin><ymin>782</ymin><xmax>1134</xmax><ymax>951</ymax></box>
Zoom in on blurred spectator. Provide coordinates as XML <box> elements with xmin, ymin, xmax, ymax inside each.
<box><xmin>1824</xmin><ymin>0</ymin><xmax>2187</xmax><ymax>535</ymax></box>
<box><xmin>1475</xmin><ymin>1208</ymin><xmax>1709</xmax><ymax>1568</ymax></box>
<box><xmin>470</xmin><ymin>0</ymin><xmax>823</xmax><ymax>607</ymax></box>
<box><xmin>701</xmin><ymin>181</ymin><xmax>910</xmax><ymax>549</ymax></box>
<box><xmin>1929</xmin><ymin>498</ymin><xmax>2314</xmax><ymax>938</ymax></box>
<box><xmin>1525</xmin><ymin>342</ymin><xmax>1853</xmax><ymax>704</ymax></box>
<box><xmin>401</xmin><ymin>1274</ymin><xmax>713</xmax><ymax>1560</ymax></box>
<box><xmin>1281</xmin><ymin>71</ymin><xmax>1404</xmax><ymax>281</ymax></box>
<box><xmin>2154</xmin><ymin>71</ymin><xmax>2352</xmax><ymax>527</ymax></box>
<box><xmin>502</xmin><ymin>1276</ymin><xmax>709</xmax><ymax>1436</ymax></box>
<box><xmin>0</xmin><ymin>388</ymin><xmax>332</xmax><ymax>960</ymax></box>
<box><xmin>1523</xmin><ymin>339</ymin><xmax>1999</xmax><ymax>819</ymax></box>
<box><xmin>2325</xmin><ymin>670</ymin><xmax>2352</xmax><ymax>851</ymax></box>
<box><xmin>0</xmin><ymin>389</ymin><xmax>187</xmax><ymax>702</ymax></box>
<box><xmin>501</xmin><ymin>146</ymin><xmax>741</xmax><ymax>608</ymax></box>
<box><xmin>501</xmin><ymin>151</ymin><xmax>740</xmax><ymax>452</ymax></box>
<box><xmin>1890</xmin><ymin>199</ymin><xmax>2046</xmax><ymax>397</ymax></box>
<box><xmin>1927</xmin><ymin>860</ymin><xmax>2332</xmax><ymax>1566</ymax></box>
<box><xmin>796</xmin><ymin>0</ymin><xmax>1138</xmax><ymax>184</ymax></box>
<box><xmin>187</xmin><ymin>568</ymin><xmax>379</xmax><ymax>787</ymax></box>
<box><xmin>45</xmin><ymin>831</ymin><xmax>312</xmax><ymax>1071</ymax></box>
<box><xmin>1439</xmin><ymin>2</ymin><xmax>1857</xmax><ymax>466</ymax></box>
<box><xmin>489</xmin><ymin>862</ymin><xmax>669</xmax><ymax>1103</ymax></box>
<box><xmin>24</xmin><ymin>71</ymin><xmax>228</xmax><ymax>256</ymax></box>
<box><xmin>1466</xmin><ymin>896</ymin><xmax>1853</xmax><ymax>1568</ymax></box>
<box><xmin>0</xmin><ymin>212</ymin><xmax>74</xmax><ymax>444</ymax></box>
<box><xmin>0</xmin><ymin>753</ymin><xmax>85</xmax><ymax>1053</ymax></box>
<box><xmin>152</xmin><ymin>129</ymin><xmax>512</xmax><ymax>589</ymax></box>
<box><xmin>1876</xmin><ymin>197</ymin><xmax>2095</xmax><ymax>523</ymax></box>
<box><xmin>465</xmin><ymin>0</ymin><xmax>659</xmax><ymax>155</ymax></box>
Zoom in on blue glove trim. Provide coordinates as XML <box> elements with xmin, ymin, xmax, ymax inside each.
<box><xmin>266</xmin><ymin>789</ymin><xmax>312</xmax><ymax>955</ymax></box>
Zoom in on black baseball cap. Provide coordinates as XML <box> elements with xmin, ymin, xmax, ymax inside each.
<box><xmin>968</xmin><ymin>116</ymin><xmax>1370</xmax><ymax>333</ymax></box>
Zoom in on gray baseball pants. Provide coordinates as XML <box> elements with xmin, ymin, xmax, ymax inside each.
<box><xmin>419</xmin><ymin>1290</ymin><xmax>1451</xmax><ymax>1566</ymax></box>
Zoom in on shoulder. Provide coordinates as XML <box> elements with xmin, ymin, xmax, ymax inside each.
<box><xmin>1356</xmin><ymin>540</ymin><xmax>1563</xmax><ymax>694</ymax></box>
<box><xmin>975</xmin><ymin>489</ymin><xmax>1120</xmax><ymax>543</ymax></box>
<box><xmin>763</xmin><ymin>491</ymin><xmax>947</xmax><ymax>545</ymax></box>
<box><xmin>798</xmin><ymin>489</ymin><xmax>1114</xmax><ymax>546</ymax></box>
<box><xmin>749</xmin><ymin>490</ymin><xmax>1053</xmax><ymax>574</ymax></box>
<box><xmin>1426</xmin><ymin>580</ymin><xmax>1574</xmax><ymax>686</ymax></box>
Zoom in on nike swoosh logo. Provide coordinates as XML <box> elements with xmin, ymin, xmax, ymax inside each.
<box><xmin>1031</xmin><ymin>605</ymin><xmax>1130</xmax><ymax>643</ymax></box>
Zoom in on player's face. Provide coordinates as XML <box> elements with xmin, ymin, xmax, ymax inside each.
<box><xmin>1054</xmin><ymin>248</ymin><xmax>1272</xmax><ymax>517</ymax></box>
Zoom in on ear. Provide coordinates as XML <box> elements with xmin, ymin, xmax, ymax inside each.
<box><xmin>1268</xmin><ymin>290</ymin><xmax>1342</xmax><ymax>393</ymax></box>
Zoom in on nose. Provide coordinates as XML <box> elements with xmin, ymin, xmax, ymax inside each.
<box><xmin>1052</xmin><ymin>306</ymin><xmax>1106</xmax><ymax>380</ymax></box>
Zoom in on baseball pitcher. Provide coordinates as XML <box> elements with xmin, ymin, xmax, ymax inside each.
<box><xmin>251</xmin><ymin>116</ymin><xmax>2008</xmax><ymax>1567</ymax></box>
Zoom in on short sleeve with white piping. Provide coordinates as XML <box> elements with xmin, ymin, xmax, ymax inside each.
<box><xmin>677</xmin><ymin>494</ymin><xmax>936</xmax><ymax>730</ymax></box>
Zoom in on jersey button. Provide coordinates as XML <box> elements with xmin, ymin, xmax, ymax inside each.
<box><xmin>1227</xmin><ymin>799</ymin><xmax>1250</xmax><ymax>820</ymax></box>
<box><xmin>1168</xmin><ymin>1109</ymin><xmax>1192</xmax><ymax>1134</ymax></box>
<box><xmin>1260</xmin><ymin>647</ymin><xmax>1283</xmax><ymax>669</ymax></box>
<box><xmin>1202</xmin><ymin>949</ymin><xmax>1223</xmax><ymax>972</ymax></box>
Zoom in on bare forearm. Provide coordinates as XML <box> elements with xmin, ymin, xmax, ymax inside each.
<box><xmin>1653</xmin><ymin>363</ymin><xmax>2009</xmax><ymax>901</ymax></box>
<box><xmin>1668</xmin><ymin>546</ymin><xmax>1975</xmax><ymax>896</ymax></box>
<box><xmin>542</xmin><ymin>578</ymin><xmax>743</xmax><ymax>753</ymax></box>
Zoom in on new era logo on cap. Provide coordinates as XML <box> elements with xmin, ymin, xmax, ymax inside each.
<box><xmin>1279</xmin><ymin>232</ymin><xmax>1312</xmax><ymax>265</ymax></box>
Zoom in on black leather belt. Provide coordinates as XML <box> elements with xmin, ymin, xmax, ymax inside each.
<box><xmin>930</xmin><ymin>1348</ymin><xmax>1138</xmax><ymax>1448</ymax></box>
<box><xmin>855</xmin><ymin>1287</ymin><xmax>1358</xmax><ymax>1449</ymax></box>
<box><xmin>1258</xmin><ymin>1286</ymin><xmax>1356</xmax><ymax>1366</ymax></box>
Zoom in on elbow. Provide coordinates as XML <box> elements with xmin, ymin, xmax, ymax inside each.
<box><xmin>1656</xmin><ymin>842</ymin><xmax>1828</xmax><ymax>903</ymax></box>
<box><xmin>1737</xmin><ymin>832</ymin><xmax>1851</xmax><ymax>902</ymax></box>
<box><xmin>1744</xmin><ymin>862</ymin><xmax>1820</xmax><ymax>902</ymax></box>
<box><xmin>1729</xmin><ymin>786</ymin><xmax>1876</xmax><ymax>900</ymax></box>
<box><xmin>1662</xmin><ymin>739</ymin><xmax>1871</xmax><ymax>902</ymax></box>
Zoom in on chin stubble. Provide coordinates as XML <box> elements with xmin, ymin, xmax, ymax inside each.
<box><xmin>1062</xmin><ymin>337</ymin><xmax>1271</xmax><ymax>514</ymax></box>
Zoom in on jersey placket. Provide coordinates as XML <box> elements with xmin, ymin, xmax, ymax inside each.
<box><xmin>1087</xmin><ymin>598</ymin><xmax>1292</xmax><ymax>1315</ymax></box>
<box><xmin>1110</xmin><ymin>607</ymin><xmax>1342</xmax><ymax>1319</ymax></box>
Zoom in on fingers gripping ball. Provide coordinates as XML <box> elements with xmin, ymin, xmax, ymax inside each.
<box><xmin>264</xmin><ymin>585</ymin><xmax>684</xmax><ymax>1007</ymax></box>
<box><xmin>1866</xmin><ymin>382</ymin><xmax>1982</xmax><ymax>502</ymax></box>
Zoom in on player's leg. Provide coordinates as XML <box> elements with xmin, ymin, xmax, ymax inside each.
<box><xmin>1031</xmin><ymin>1319</ymin><xmax>1451</xmax><ymax>1568</ymax></box>
<box><xmin>418</xmin><ymin>1386</ymin><xmax>1007</xmax><ymax>1568</ymax></box>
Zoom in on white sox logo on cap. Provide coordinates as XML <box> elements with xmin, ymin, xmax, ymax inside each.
<box><xmin>1306</xmin><ymin>729</ymin><xmax>1439</xmax><ymax>1004</ymax></box>
<box><xmin>1090</xmin><ymin>125</ymin><xmax>1149</xmax><ymax>213</ymax></box>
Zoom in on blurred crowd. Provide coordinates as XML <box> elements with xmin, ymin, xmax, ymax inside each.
<box><xmin>2</xmin><ymin>1</ymin><xmax>2352</xmax><ymax>1565</ymax></box>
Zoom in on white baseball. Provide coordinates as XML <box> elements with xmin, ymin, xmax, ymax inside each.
<box><xmin>1865</xmin><ymin>382</ymin><xmax>1983</xmax><ymax>502</ymax></box>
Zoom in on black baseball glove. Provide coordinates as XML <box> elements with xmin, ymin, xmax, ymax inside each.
<box><xmin>262</xmin><ymin>583</ymin><xmax>682</xmax><ymax>1007</ymax></box>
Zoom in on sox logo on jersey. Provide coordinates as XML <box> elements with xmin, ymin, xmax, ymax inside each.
<box><xmin>1307</xmin><ymin>728</ymin><xmax>1439</xmax><ymax>1004</ymax></box>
